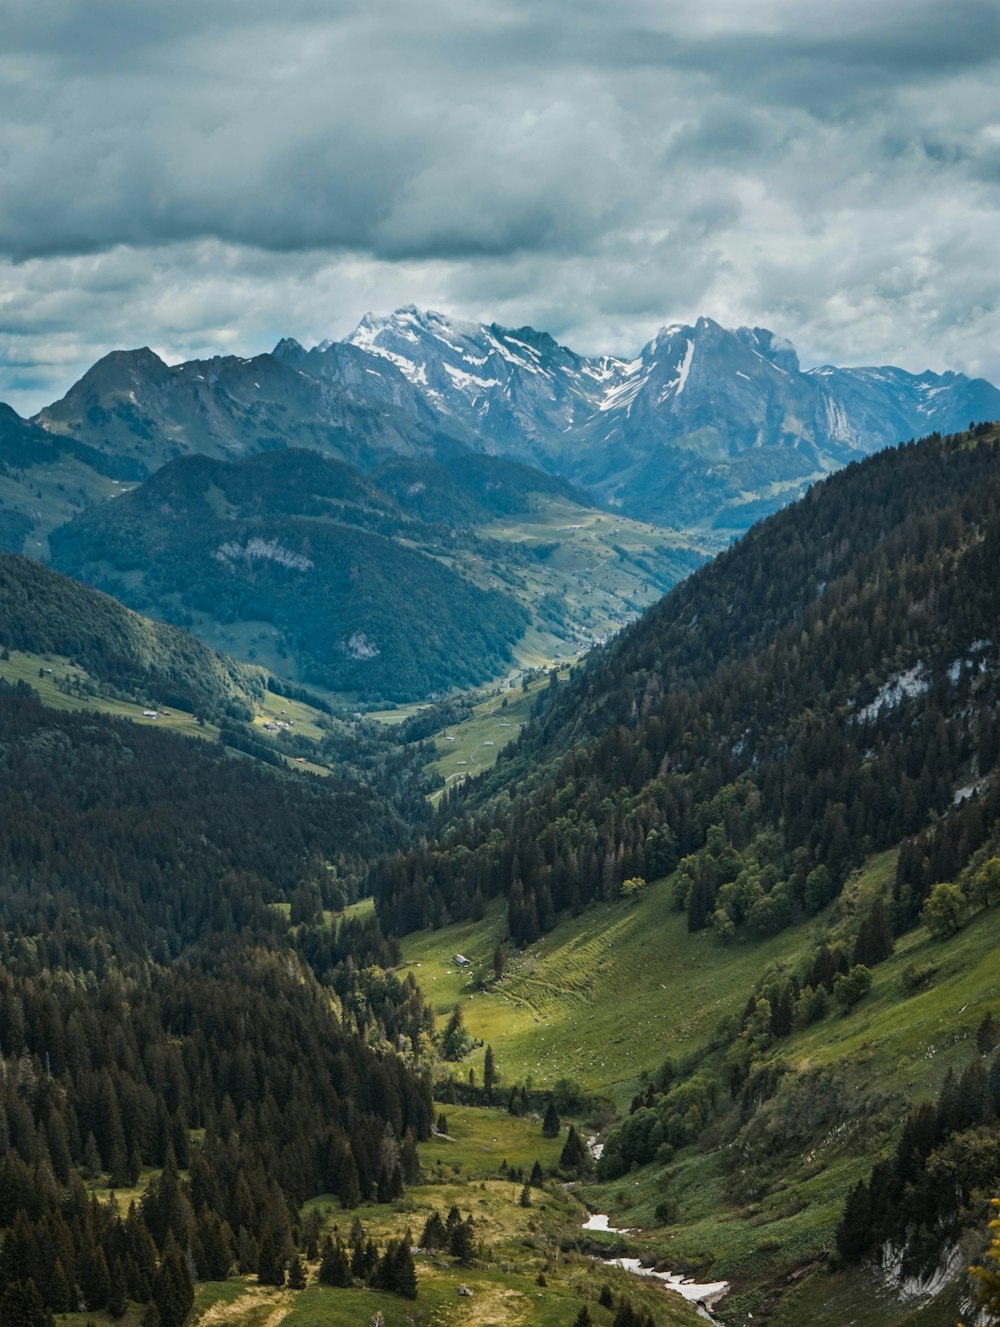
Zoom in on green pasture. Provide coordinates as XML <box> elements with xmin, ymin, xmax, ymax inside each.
<box><xmin>398</xmin><ymin>879</ymin><xmax>811</xmax><ymax>1101</ymax></box>
<box><xmin>0</xmin><ymin>646</ymin><xmax>334</xmax><ymax>774</ymax></box>
<box><xmin>427</xmin><ymin>671</ymin><xmax>561</xmax><ymax>796</ymax></box>
<box><xmin>0</xmin><ymin>647</ymin><xmax>225</xmax><ymax>741</ymax></box>
<box><xmin>418</xmin><ymin>1104</ymin><xmax>566</xmax><ymax>1178</ymax></box>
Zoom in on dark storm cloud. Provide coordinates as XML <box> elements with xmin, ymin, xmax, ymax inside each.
<box><xmin>1</xmin><ymin>0</ymin><xmax>1000</xmax><ymax>410</ymax></box>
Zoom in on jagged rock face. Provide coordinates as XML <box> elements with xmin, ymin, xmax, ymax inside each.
<box><xmin>346</xmin><ymin>306</ymin><xmax>611</xmax><ymax>460</ymax></box>
<box><xmin>344</xmin><ymin>309</ymin><xmax>1000</xmax><ymax>527</ymax></box>
<box><xmin>18</xmin><ymin>307</ymin><xmax>1000</xmax><ymax>534</ymax></box>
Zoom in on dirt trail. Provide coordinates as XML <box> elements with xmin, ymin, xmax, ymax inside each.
<box><xmin>195</xmin><ymin>1287</ymin><xmax>293</xmax><ymax>1327</ymax></box>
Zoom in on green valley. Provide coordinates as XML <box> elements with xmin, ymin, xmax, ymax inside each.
<box><xmin>3</xmin><ymin>426</ymin><xmax>1000</xmax><ymax>1327</ymax></box>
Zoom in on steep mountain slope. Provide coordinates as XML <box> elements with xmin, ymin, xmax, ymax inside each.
<box><xmin>376</xmin><ymin>423</ymin><xmax>1000</xmax><ymax>936</ymax></box>
<box><xmin>18</xmin><ymin>307</ymin><xmax>997</xmax><ymax>562</ymax></box>
<box><xmin>34</xmin><ymin>341</ymin><xmax>467</xmax><ymax>476</ymax></box>
<box><xmin>369</xmin><ymin>422</ymin><xmax>1000</xmax><ymax>1321</ymax></box>
<box><xmin>346</xmin><ymin>308</ymin><xmax>1000</xmax><ymax>531</ymax></box>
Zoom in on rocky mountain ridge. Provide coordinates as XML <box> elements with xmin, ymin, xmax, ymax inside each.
<box><xmin>18</xmin><ymin>307</ymin><xmax>999</xmax><ymax>541</ymax></box>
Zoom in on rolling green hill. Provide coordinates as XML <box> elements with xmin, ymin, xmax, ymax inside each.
<box><xmin>0</xmin><ymin>550</ymin><xmax>269</xmax><ymax>719</ymax></box>
<box><xmin>48</xmin><ymin>448</ymin><xmax>704</xmax><ymax>700</ymax></box>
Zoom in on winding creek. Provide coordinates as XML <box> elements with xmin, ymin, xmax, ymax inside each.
<box><xmin>581</xmin><ymin>1213</ymin><xmax>729</xmax><ymax>1325</ymax></box>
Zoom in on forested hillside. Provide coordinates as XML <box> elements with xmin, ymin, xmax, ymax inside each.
<box><xmin>365</xmin><ymin>422</ymin><xmax>1000</xmax><ymax>1323</ymax></box>
<box><xmin>0</xmin><ymin>552</ymin><xmax>269</xmax><ymax>720</ymax></box>
<box><xmin>373</xmin><ymin>424</ymin><xmax>1000</xmax><ymax>940</ymax></box>
<box><xmin>0</xmin><ymin>679</ymin><xmax>434</xmax><ymax>1325</ymax></box>
<box><xmin>48</xmin><ymin>447</ymin><xmax>700</xmax><ymax>699</ymax></box>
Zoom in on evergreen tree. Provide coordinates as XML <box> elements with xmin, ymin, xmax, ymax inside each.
<box><xmin>318</xmin><ymin>1235</ymin><xmax>351</xmax><ymax>1287</ymax></box>
<box><xmin>483</xmin><ymin>1045</ymin><xmax>496</xmax><ymax>1099</ymax></box>
<box><xmin>419</xmin><ymin>1211</ymin><xmax>447</xmax><ymax>1249</ymax></box>
<box><xmin>108</xmin><ymin>1258</ymin><xmax>128</xmax><ymax>1319</ymax></box>
<box><xmin>152</xmin><ymin>1234</ymin><xmax>194</xmax><ymax>1327</ymax></box>
<box><xmin>440</xmin><ymin>1005</ymin><xmax>472</xmax><ymax>1061</ymax></box>
<box><xmin>541</xmin><ymin>1099</ymin><xmax>560</xmax><ymax>1137</ymax></box>
<box><xmin>559</xmin><ymin>1124</ymin><xmax>589</xmax><ymax>1175</ymax></box>
<box><xmin>256</xmin><ymin>1225</ymin><xmax>286</xmax><ymax>1287</ymax></box>
<box><xmin>448</xmin><ymin>1216</ymin><xmax>476</xmax><ymax>1265</ymax></box>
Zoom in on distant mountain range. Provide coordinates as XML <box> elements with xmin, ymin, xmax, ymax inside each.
<box><xmin>2</xmin><ymin>307</ymin><xmax>998</xmax><ymax>696</ymax></box>
<box><xmin>19</xmin><ymin>307</ymin><xmax>1000</xmax><ymax>541</ymax></box>
<box><xmin>338</xmin><ymin>308</ymin><xmax>1000</xmax><ymax>527</ymax></box>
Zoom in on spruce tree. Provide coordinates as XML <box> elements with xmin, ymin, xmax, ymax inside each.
<box><xmin>541</xmin><ymin>1099</ymin><xmax>560</xmax><ymax>1137</ymax></box>
<box><xmin>483</xmin><ymin>1045</ymin><xmax>496</xmax><ymax>1099</ymax></box>
<box><xmin>152</xmin><ymin>1233</ymin><xmax>194</xmax><ymax>1327</ymax></box>
<box><xmin>559</xmin><ymin>1124</ymin><xmax>589</xmax><ymax>1175</ymax></box>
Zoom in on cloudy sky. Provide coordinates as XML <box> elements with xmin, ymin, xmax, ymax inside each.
<box><xmin>2</xmin><ymin>0</ymin><xmax>1000</xmax><ymax>413</ymax></box>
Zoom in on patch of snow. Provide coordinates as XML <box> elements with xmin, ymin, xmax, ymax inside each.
<box><xmin>609</xmin><ymin>1259</ymin><xmax>729</xmax><ymax>1309</ymax></box>
<box><xmin>598</xmin><ymin>360</ymin><xmax>649</xmax><ymax>414</ymax></box>
<box><xmin>583</xmin><ymin>1214</ymin><xmax>632</xmax><ymax>1233</ymax></box>
<box><xmin>505</xmin><ymin>335</ymin><xmax>543</xmax><ymax>362</ymax></box>
<box><xmin>484</xmin><ymin>330</ymin><xmax>541</xmax><ymax>374</ymax></box>
<box><xmin>442</xmin><ymin>362</ymin><xmax>501</xmax><ymax>393</ymax></box>
<box><xmin>658</xmin><ymin>338</ymin><xmax>695</xmax><ymax>403</ymax></box>
<box><xmin>363</xmin><ymin>346</ymin><xmax>429</xmax><ymax>387</ymax></box>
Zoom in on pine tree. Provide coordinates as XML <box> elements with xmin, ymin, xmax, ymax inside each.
<box><xmin>287</xmin><ymin>1255</ymin><xmax>307</xmax><ymax>1290</ymax></box>
<box><xmin>541</xmin><ymin>1099</ymin><xmax>560</xmax><ymax>1137</ymax></box>
<box><xmin>152</xmin><ymin>1233</ymin><xmax>194</xmax><ymax>1327</ymax></box>
<box><xmin>559</xmin><ymin>1124</ymin><xmax>589</xmax><ymax>1175</ymax></box>
<box><xmin>483</xmin><ymin>1045</ymin><xmax>496</xmax><ymax>1099</ymax></box>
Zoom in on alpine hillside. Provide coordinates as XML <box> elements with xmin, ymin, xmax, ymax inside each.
<box><xmin>368</xmin><ymin>422</ymin><xmax>1000</xmax><ymax>1324</ymax></box>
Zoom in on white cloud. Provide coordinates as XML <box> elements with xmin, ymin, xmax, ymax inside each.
<box><xmin>1</xmin><ymin>0</ymin><xmax>1000</xmax><ymax>410</ymax></box>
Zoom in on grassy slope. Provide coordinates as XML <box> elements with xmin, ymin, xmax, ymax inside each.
<box><xmin>0</xmin><ymin>646</ymin><xmax>334</xmax><ymax>775</ymax></box>
<box><xmin>396</xmin><ymin>854</ymin><xmax>1000</xmax><ymax>1325</ymax></box>
<box><xmin>55</xmin><ymin>1108</ymin><xmax>704</xmax><ymax>1327</ymax></box>
<box><xmin>398</xmin><ymin>877</ymin><xmax>811</xmax><ymax>1103</ymax></box>
<box><xmin>426</xmin><ymin>670</ymin><xmax>565</xmax><ymax>798</ymax></box>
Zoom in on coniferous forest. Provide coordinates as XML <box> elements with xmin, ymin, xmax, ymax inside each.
<box><xmin>2</xmin><ymin>424</ymin><xmax>1000</xmax><ymax>1326</ymax></box>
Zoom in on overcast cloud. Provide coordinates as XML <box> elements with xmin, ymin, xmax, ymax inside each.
<box><xmin>2</xmin><ymin>0</ymin><xmax>1000</xmax><ymax>412</ymax></box>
